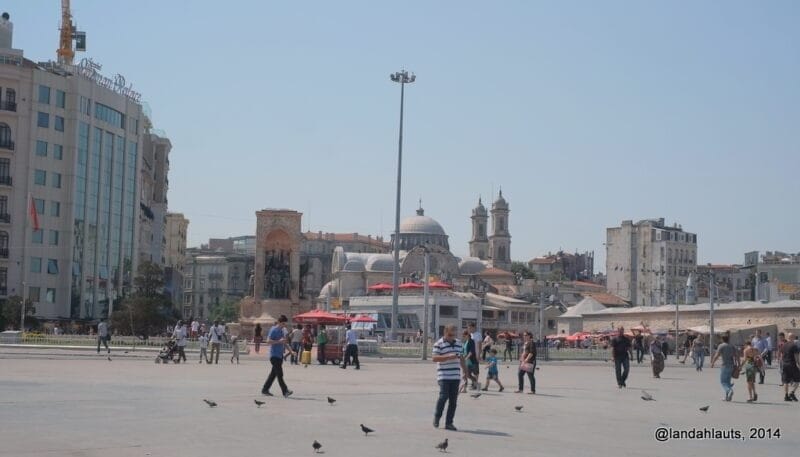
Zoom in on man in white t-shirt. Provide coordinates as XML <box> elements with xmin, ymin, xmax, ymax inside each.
<box><xmin>468</xmin><ymin>323</ymin><xmax>483</xmax><ymax>361</ymax></box>
<box><xmin>207</xmin><ymin>321</ymin><xmax>224</xmax><ymax>364</ymax></box>
<box><xmin>190</xmin><ymin>320</ymin><xmax>199</xmax><ymax>340</ymax></box>
<box><xmin>173</xmin><ymin>321</ymin><xmax>187</xmax><ymax>363</ymax></box>
<box><xmin>96</xmin><ymin>319</ymin><xmax>110</xmax><ymax>354</ymax></box>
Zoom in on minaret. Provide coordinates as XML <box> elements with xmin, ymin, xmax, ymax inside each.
<box><xmin>489</xmin><ymin>189</ymin><xmax>511</xmax><ymax>270</ymax></box>
<box><xmin>469</xmin><ymin>197</ymin><xmax>489</xmax><ymax>260</ymax></box>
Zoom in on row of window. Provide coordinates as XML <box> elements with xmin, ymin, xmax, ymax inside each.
<box><xmin>35</xmin><ymin>141</ymin><xmax>64</xmax><ymax>160</ymax></box>
<box><xmin>37</xmin><ymin>112</ymin><xmax>65</xmax><ymax>132</ymax></box>
<box><xmin>38</xmin><ymin>85</ymin><xmax>66</xmax><ymax>109</ymax></box>
<box><xmin>32</xmin><ymin>229</ymin><xmax>59</xmax><ymax>246</ymax></box>
<box><xmin>94</xmin><ymin>103</ymin><xmax>125</xmax><ymax>129</ymax></box>
<box><xmin>31</xmin><ymin>199</ymin><xmax>61</xmax><ymax>217</ymax></box>
<box><xmin>30</xmin><ymin>257</ymin><xmax>59</xmax><ymax>274</ymax></box>
<box><xmin>33</xmin><ymin>169</ymin><xmax>62</xmax><ymax>188</ymax></box>
<box><xmin>28</xmin><ymin>286</ymin><xmax>57</xmax><ymax>304</ymax></box>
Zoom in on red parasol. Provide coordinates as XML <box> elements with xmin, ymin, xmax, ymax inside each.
<box><xmin>349</xmin><ymin>314</ymin><xmax>378</xmax><ymax>323</ymax></box>
<box><xmin>368</xmin><ymin>283</ymin><xmax>393</xmax><ymax>291</ymax></box>
<box><xmin>398</xmin><ymin>282</ymin><xmax>424</xmax><ymax>289</ymax></box>
<box><xmin>427</xmin><ymin>281</ymin><xmax>453</xmax><ymax>289</ymax></box>
<box><xmin>293</xmin><ymin>309</ymin><xmax>348</xmax><ymax>325</ymax></box>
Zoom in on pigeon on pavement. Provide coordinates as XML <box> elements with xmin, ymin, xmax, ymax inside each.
<box><xmin>327</xmin><ymin>397</ymin><xmax>336</xmax><ymax>405</ymax></box>
<box><xmin>254</xmin><ymin>399</ymin><xmax>265</xmax><ymax>407</ymax></box>
<box><xmin>641</xmin><ymin>390</ymin><xmax>655</xmax><ymax>401</ymax></box>
<box><xmin>360</xmin><ymin>424</ymin><xmax>374</xmax><ymax>436</ymax></box>
<box><xmin>436</xmin><ymin>438</ymin><xmax>449</xmax><ymax>453</ymax></box>
<box><xmin>203</xmin><ymin>399</ymin><xmax>217</xmax><ymax>407</ymax></box>
<box><xmin>313</xmin><ymin>440</ymin><xmax>322</xmax><ymax>453</ymax></box>
<box><xmin>699</xmin><ymin>405</ymin><xmax>709</xmax><ymax>412</ymax></box>
<box><xmin>470</xmin><ymin>393</ymin><xmax>481</xmax><ymax>398</ymax></box>
<box><xmin>514</xmin><ymin>405</ymin><xmax>523</xmax><ymax>412</ymax></box>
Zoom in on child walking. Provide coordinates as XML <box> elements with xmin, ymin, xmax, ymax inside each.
<box><xmin>198</xmin><ymin>334</ymin><xmax>209</xmax><ymax>364</ymax></box>
<box><xmin>482</xmin><ymin>349</ymin><xmax>504</xmax><ymax>391</ymax></box>
<box><xmin>230</xmin><ymin>336</ymin><xmax>240</xmax><ymax>364</ymax></box>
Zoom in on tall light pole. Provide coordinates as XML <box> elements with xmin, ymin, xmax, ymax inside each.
<box><xmin>389</xmin><ymin>69</ymin><xmax>415</xmax><ymax>341</ymax></box>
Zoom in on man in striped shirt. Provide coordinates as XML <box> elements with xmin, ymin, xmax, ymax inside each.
<box><xmin>432</xmin><ymin>324</ymin><xmax>468</xmax><ymax>431</ymax></box>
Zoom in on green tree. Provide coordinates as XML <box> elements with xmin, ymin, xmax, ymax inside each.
<box><xmin>511</xmin><ymin>261</ymin><xmax>537</xmax><ymax>280</ymax></box>
<box><xmin>0</xmin><ymin>295</ymin><xmax>36</xmax><ymax>330</ymax></box>
<box><xmin>209</xmin><ymin>299</ymin><xmax>240</xmax><ymax>324</ymax></box>
<box><xmin>111</xmin><ymin>262</ymin><xmax>178</xmax><ymax>336</ymax></box>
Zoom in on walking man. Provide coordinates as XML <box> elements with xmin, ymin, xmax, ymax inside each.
<box><xmin>341</xmin><ymin>325</ymin><xmax>360</xmax><ymax>370</ymax></box>
<box><xmin>780</xmin><ymin>332</ymin><xmax>800</xmax><ymax>402</ymax></box>
<box><xmin>208</xmin><ymin>320</ymin><xmax>224</xmax><ymax>364</ymax></box>
<box><xmin>468</xmin><ymin>323</ymin><xmax>483</xmax><ymax>361</ymax></box>
<box><xmin>764</xmin><ymin>332</ymin><xmax>774</xmax><ymax>366</ymax></box>
<box><xmin>633</xmin><ymin>331</ymin><xmax>645</xmax><ymax>364</ymax></box>
<box><xmin>289</xmin><ymin>324</ymin><xmax>303</xmax><ymax>365</ymax></box>
<box><xmin>680</xmin><ymin>330</ymin><xmax>697</xmax><ymax>365</ymax></box>
<box><xmin>96</xmin><ymin>318</ymin><xmax>110</xmax><ymax>355</ymax></box>
<box><xmin>316</xmin><ymin>325</ymin><xmax>328</xmax><ymax>365</ymax></box>
<box><xmin>752</xmin><ymin>330</ymin><xmax>767</xmax><ymax>384</ymax></box>
<box><xmin>710</xmin><ymin>333</ymin><xmax>739</xmax><ymax>401</ymax></box>
<box><xmin>432</xmin><ymin>324</ymin><xmax>468</xmax><ymax>431</ymax></box>
<box><xmin>172</xmin><ymin>321</ymin><xmax>187</xmax><ymax>363</ymax></box>
<box><xmin>610</xmin><ymin>327</ymin><xmax>632</xmax><ymax>388</ymax></box>
<box><xmin>261</xmin><ymin>315</ymin><xmax>293</xmax><ymax>398</ymax></box>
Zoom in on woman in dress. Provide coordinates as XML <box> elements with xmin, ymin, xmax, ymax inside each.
<box><xmin>253</xmin><ymin>323</ymin><xmax>263</xmax><ymax>353</ymax></box>
<box><xmin>741</xmin><ymin>341</ymin><xmax>760</xmax><ymax>402</ymax></box>
<box><xmin>650</xmin><ymin>336</ymin><xmax>665</xmax><ymax>378</ymax></box>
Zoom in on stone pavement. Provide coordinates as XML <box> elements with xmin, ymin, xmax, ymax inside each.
<box><xmin>0</xmin><ymin>348</ymin><xmax>795</xmax><ymax>456</ymax></box>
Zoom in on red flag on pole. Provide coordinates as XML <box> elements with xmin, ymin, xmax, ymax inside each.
<box><xmin>28</xmin><ymin>193</ymin><xmax>39</xmax><ymax>231</ymax></box>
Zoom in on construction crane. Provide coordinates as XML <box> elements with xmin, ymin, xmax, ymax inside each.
<box><xmin>57</xmin><ymin>0</ymin><xmax>85</xmax><ymax>65</ymax></box>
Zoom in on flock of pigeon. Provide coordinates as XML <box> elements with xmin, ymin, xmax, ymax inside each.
<box><xmin>201</xmin><ymin>395</ymin><xmax>526</xmax><ymax>453</ymax></box>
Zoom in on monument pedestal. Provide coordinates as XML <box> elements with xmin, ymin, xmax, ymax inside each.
<box><xmin>237</xmin><ymin>296</ymin><xmax>313</xmax><ymax>337</ymax></box>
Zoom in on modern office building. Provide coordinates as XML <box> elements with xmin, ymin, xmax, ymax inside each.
<box><xmin>0</xmin><ymin>13</ymin><xmax>147</xmax><ymax>320</ymax></box>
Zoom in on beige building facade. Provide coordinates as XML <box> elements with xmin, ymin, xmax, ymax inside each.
<box><xmin>165</xmin><ymin>212</ymin><xmax>188</xmax><ymax>273</ymax></box>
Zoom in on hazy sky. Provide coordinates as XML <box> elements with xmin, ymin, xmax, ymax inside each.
<box><xmin>7</xmin><ymin>1</ymin><xmax>799</xmax><ymax>271</ymax></box>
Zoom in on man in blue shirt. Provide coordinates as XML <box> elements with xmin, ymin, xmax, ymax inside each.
<box><xmin>341</xmin><ymin>325</ymin><xmax>360</xmax><ymax>370</ymax></box>
<box><xmin>261</xmin><ymin>315</ymin><xmax>293</xmax><ymax>397</ymax></box>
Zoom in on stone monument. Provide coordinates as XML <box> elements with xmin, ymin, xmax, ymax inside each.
<box><xmin>239</xmin><ymin>209</ymin><xmax>311</xmax><ymax>336</ymax></box>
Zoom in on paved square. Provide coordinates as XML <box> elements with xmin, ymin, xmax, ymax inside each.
<box><xmin>0</xmin><ymin>349</ymin><xmax>795</xmax><ymax>456</ymax></box>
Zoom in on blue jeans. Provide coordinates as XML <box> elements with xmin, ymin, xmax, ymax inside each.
<box><xmin>695</xmin><ymin>353</ymin><xmax>705</xmax><ymax>369</ymax></box>
<box><xmin>290</xmin><ymin>342</ymin><xmax>301</xmax><ymax>364</ymax></box>
<box><xmin>720</xmin><ymin>365</ymin><xmax>734</xmax><ymax>396</ymax></box>
<box><xmin>434</xmin><ymin>380</ymin><xmax>460</xmax><ymax>426</ymax></box>
<box><xmin>614</xmin><ymin>357</ymin><xmax>630</xmax><ymax>386</ymax></box>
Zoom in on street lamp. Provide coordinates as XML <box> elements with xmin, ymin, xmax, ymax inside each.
<box><xmin>389</xmin><ymin>69</ymin><xmax>415</xmax><ymax>342</ymax></box>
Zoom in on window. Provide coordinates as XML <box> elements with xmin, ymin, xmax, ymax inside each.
<box><xmin>51</xmin><ymin>172</ymin><xmax>62</xmax><ymax>189</ymax></box>
<box><xmin>0</xmin><ymin>231</ymin><xmax>6</xmax><ymax>253</ymax></box>
<box><xmin>34</xmin><ymin>198</ymin><xmax>45</xmax><ymax>214</ymax></box>
<box><xmin>30</xmin><ymin>257</ymin><xmax>42</xmax><ymax>273</ymax></box>
<box><xmin>54</xmin><ymin>116</ymin><xmax>65</xmax><ymax>132</ymax></box>
<box><xmin>34</xmin><ymin>170</ymin><xmax>46</xmax><ymax>185</ymax></box>
<box><xmin>0</xmin><ymin>122</ymin><xmax>11</xmax><ymax>147</ymax></box>
<box><xmin>36</xmin><ymin>140</ymin><xmax>48</xmax><ymax>157</ymax></box>
<box><xmin>53</xmin><ymin>144</ymin><xmax>63</xmax><ymax>160</ymax></box>
<box><xmin>47</xmin><ymin>259</ymin><xmax>58</xmax><ymax>274</ymax></box>
<box><xmin>56</xmin><ymin>90</ymin><xmax>66</xmax><ymax>108</ymax></box>
<box><xmin>0</xmin><ymin>195</ymin><xmax>6</xmax><ymax>214</ymax></box>
<box><xmin>50</xmin><ymin>201</ymin><xmax>60</xmax><ymax>217</ymax></box>
<box><xmin>79</xmin><ymin>96</ymin><xmax>91</xmax><ymax>115</ymax></box>
<box><xmin>37</xmin><ymin>112</ymin><xmax>49</xmax><ymax>128</ymax></box>
<box><xmin>46</xmin><ymin>288</ymin><xmax>56</xmax><ymax>303</ymax></box>
<box><xmin>5</xmin><ymin>88</ymin><xmax>15</xmax><ymax>106</ymax></box>
<box><xmin>0</xmin><ymin>158</ymin><xmax>9</xmax><ymax>180</ymax></box>
<box><xmin>38</xmin><ymin>85</ymin><xmax>50</xmax><ymax>104</ymax></box>
<box><xmin>29</xmin><ymin>286</ymin><xmax>40</xmax><ymax>302</ymax></box>
<box><xmin>49</xmin><ymin>230</ymin><xmax>59</xmax><ymax>245</ymax></box>
<box><xmin>32</xmin><ymin>229</ymin><xmax>43</xmax><ymax>244</ymax></box>
<box><xmin>94</xmin><ymin>103</ymin><xmax>125</xmax><ymax>129</ymax></box>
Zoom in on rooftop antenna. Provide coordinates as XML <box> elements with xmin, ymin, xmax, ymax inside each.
<box><xmin>57</xmin><ymin>0</ymin><xmax>86</xmax><ymax>65</ymax></box>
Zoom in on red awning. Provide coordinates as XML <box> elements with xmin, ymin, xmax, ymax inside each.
<box><xmin>349</xmin><ymin>314</ymin><xmax>378</xmax><ymax>323</ymax></box>
<box><xmin>368</xmin><ymin>283</ymin><xmax>393</xmax><ymax>291</ymax></box>
<box><xmin>427</xmin><ymin>281</ymin><xmax>453</xmax><ymax>289</ymax></box>
<box><xmin>398</xmin><ymin>282</ymin><xmax>424</xmax><ymax>289</ymax></box>
<box><xmin>293</xmin><ymin>309</ymin><xmax>348</xmax><ymax>325</ymax></box>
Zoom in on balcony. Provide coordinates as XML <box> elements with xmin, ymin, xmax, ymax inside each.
<box><xmin>208</xmin><ymin>273</ymin><xmax>224</xmax><ymax>281</ymax></box>
<box><xmin>207</xmin><ymin>287</ymin><xmax>223</xmax><ymax>295</ymax></box>
<box><xmin>0</xmin><ymin>248</ymin><xmax>8</xmax><ymax>258</ymax></box>
<box><xmin>0</xmin><ymin>141</ymin><xmax>13</xmax><ymax>151</ymax></box>
<box><xmin>0</xmin><ymin>101</ymin><xmax>16</xmax><ymax>112</ymax></box>
<box><xmin>0</xmin><ymin>176</ymin><xmax>9</xmax><ymax>186</ymax></box>
<box><xmin>0</xmin><ymin>213</ymin><xmax>8</xmax><ymax>224</ymax></box>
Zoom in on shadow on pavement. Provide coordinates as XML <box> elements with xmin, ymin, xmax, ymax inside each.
<box><xmin>459</xmin><ymin>429</ymin><xmax>512</xmax><ymax>437</ymax></box>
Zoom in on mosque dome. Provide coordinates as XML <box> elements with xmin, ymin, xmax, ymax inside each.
<box><xmin>391</xmin><ymin>206</ymin><xmax>450</xmax><ymax>251</ymax></box>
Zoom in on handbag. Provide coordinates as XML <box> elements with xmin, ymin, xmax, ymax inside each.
<box><xmin>731</xmin><ymin>364</ymin><xmax>741</xmax><ymax>379</ymax></box>
<box><xmin>520</xmin><ymin>362</ymin><xmax>534</xmax><ymax>373</ymax></box>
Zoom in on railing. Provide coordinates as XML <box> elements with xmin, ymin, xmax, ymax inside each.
<box><xmin>0</xmin><ymin>101</ymin><xmax>16</xmax><ymax>112</ymax></box>
<box><xmin>0</xmin><ymin>213</ymin><xmax>9</xmax><ymax>223</ymax></box>
<box><xmin>0</xmin><ymin>141</ymin><xmax>14</xmax><ymax>151</ymax></box>
<box><xmin>0</xmin><ymin>248</ymin><xmax>8</xmax><ymax>258</ymax></box>
<box><xmin>0</xmin><ymin>176</ymin><xmax>11</xmax><ymax>186</ymax></box>
<box><xmin>208</xmin><ymin>273</ymin><xmax>224</xmax><ymax>281</ymax></box>
<box><xmin>10</xmin><ymin>334</ymin><xmax>249</xmax><ymax>353</ymax></box>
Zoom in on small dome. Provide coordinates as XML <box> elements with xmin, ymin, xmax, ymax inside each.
<box><xmin>342</xmin><ymin>259</ymin><xmax>365</xmax><ymax>272</ymax></box>
<box><xmin>365</xmin><ymin>254</ymin><xmax>396</xmax><ymax>272</ymax></box>
<box><xmin>472</xmin><ymin>197</ymin><xmax>487</xmax><ymax>216</ymax></box>
<box><xmin>459</xmin><ymin>257</ymin><xmax>488</xmax><ymax>275</ymax></box>
<box><xmin>493</xmin><ymin>189</ymin><xmax>508</xmax><ymax>210</ymax></box>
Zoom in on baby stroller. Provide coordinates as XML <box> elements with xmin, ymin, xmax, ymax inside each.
<box><xmin>155</xmin><ymin>338</ymin><xmax>179</xmax><ymax>364</ymax></box>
